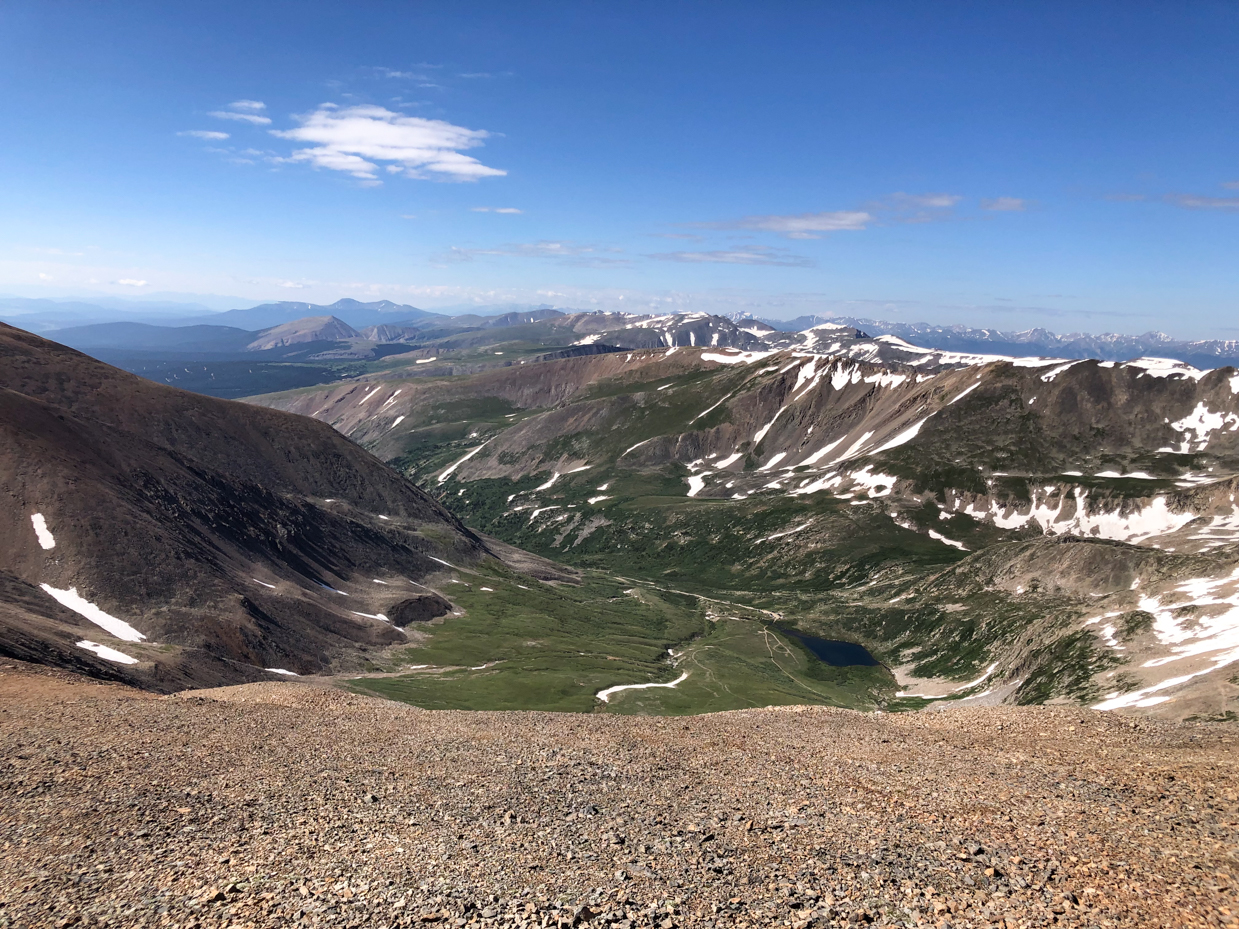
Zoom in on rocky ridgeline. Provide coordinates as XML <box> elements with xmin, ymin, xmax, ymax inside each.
<box><xmin>2</xmin><ymin>663</ymin><xmax>1236</xmax><ymax>929</ymax></box>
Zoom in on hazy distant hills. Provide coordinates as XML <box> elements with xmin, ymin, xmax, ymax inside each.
<box><xmin>31</xmin><ymin>302</ymin><xmax>1239</xmax><ymax>401</ymax></box>
<box><xmin>177</xmin><ymin>298</ymin><xmax>444</xmax><ymax>331</ymax></box>
<box><xmin>11</xmin><ymin>293</ymin><xmax>1239</xmax><ymax>370</ymax></box>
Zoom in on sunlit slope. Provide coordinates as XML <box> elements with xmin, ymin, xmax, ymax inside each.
<box><xmin>254</xmin><ymin>346</ymin><xmax>1239</xmax><ymax>719</ymax></box>
<box><xmin>347</xmin><ymin>559</ymin><xmax>890</xmax><ymax>715</ymax></box>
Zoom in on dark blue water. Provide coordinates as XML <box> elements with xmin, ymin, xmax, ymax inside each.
<box><xmin>777</xmin><ymin>626</ymin><xmax>881</xmax><ymax>667</ymax></box>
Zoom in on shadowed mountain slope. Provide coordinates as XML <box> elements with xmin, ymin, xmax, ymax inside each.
<box><xmin>0</xmin><ymin>323</ymin><xmax>491</xmax><ymax>691</ymax></box>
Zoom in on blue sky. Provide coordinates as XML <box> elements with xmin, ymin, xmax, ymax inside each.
<box><xmin>1</xmin><ymin>1</ymin><xmax>1236</xmax><ymax>336</ymax></box>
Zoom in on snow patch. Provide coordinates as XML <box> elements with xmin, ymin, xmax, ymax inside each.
<box><xmin>1169</xmin><ymin>402</ymin><xmax>1239</xmax><ymax>452</ymax></box>
<box><xmin>871</xmin><ymin>417</ymin><xmax>930</xmax><ymax>454</ymax></box>
<box><xmin>700</xmin><ymin>349</ymin><xmax>776</xmax><ymax>365</ymax></box>
<box><xmin>849</xmin><ymin>466</ymin><xmax>898</xmax><ymax>498</ymax></box>
<box><xmin>1039</xmin><ymin>360</ymin><xmax>1081</xmax><ymax>382</ymax></box>
<box><xmin>30</xmin><ymin>513</ymin><xmax>55</xmax><ymax>550</ymax></box>
<box><xmin>41</xmin><ymin>585</ymin><xmax>146</xmax><ymax>642</ymax></box>
<box><xmin>76</xmin><ymin>640</ymin><xmax>139</xmax><ymax>664</ymax></box>
<box><xmin>927</xmin><ymin>529</ymin><xmax>968</xmax><ymax>551</ymax></box>
<box><xmin>438</xmin><ymin>440</ymin><xmax>490</xmax><ymax>483</ymax></box>
<box><xmin>756</xmin><ymin>522</ymin><xmax>813</xmax><ymax>543</ymax></box>
<box><xmin>752</xmin><ymin>406</ymin><xmax>789</xmax><ymax>445</ymax></box>
<box><xmin>597</xmin><ymin>671</ymin><xmax>689</xmax><ymax>703</ymax></box>
<box><xmin>622</xmin><ymin>438</ymin><xmax>653</xmax><ymax>456</ymax></box>
<box><xmin>1124</xmin><ymin>357</ymin><xmax>1209</xmax><ymax>380</ymax></box>
<box><xmin>759</xmin><ymin>451</ymin><xmax>788</xmax><ymax>471</ymax></box>
<box><xmin>959</xmin><ymin>488</ymin><xmax>1199</xmax><ymax>544</ymax></box>
<box><xmin>801</xmin><ymin>436</ymin><xmax>844</xmax><ymax>467</ymax></box>
<box><xmin>948</xmin><ymin>382</ymin><xmax>981</xmax><ymax>405</ymax></box>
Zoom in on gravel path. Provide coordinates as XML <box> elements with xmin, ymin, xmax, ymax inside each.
<box><xmin>1</xmin><ymin>661</ymin><xmax>1236</xmax><ymax>929</ymax></box>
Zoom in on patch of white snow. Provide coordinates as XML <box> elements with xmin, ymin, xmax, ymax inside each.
<box><xmin>41</xmin><ymin>585</ymin><xmax>146</xmax><ymax>642</ymax></box>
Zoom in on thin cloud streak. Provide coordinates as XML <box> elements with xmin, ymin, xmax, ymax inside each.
<box><xmin>436</xmin><ymin>241</ymin><xmax>629</xmax><ymax>268</ymax></box>
<box><xmin>698</xmin><ymin>211</ymin><xmax>872</xmax><ymax>239</ymax></box>
<box><xmin>981</xmin><ymin>197</ymin><xmax>1027</xmax><ymax>212</ymax></box>
<box><xmin>646</xmin><ymin>247</ymin><xmax>814</xmax><ymax>268</ymax></box>
<box><xmin>1165</xmin><ymin>193</ymin><xmax>1239</xmax><ymax>211</ymax></box>
<box><xmin>210</xmin><ymin>110</ymin><xmax>272</xmax><ymax>126</ymax></box>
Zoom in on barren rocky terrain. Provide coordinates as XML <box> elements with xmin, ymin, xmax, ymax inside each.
<box><xmin>2</xmin><ymin>660</ymin><xmax>1235</xmax><ymax>929</ymax></box>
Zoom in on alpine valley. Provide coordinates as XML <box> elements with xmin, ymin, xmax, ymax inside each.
<box><xmin>3</xmin><ymin>304</ymin><xmax>1237</xmax><ymax>720</ymax></box>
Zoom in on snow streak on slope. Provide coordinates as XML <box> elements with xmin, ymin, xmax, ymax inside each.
<box><xmin>30</xmin><ymin>513</ymin><xmax>55</xmax><ymax>550</ymax></box>
<box><xmin>76</xmin><ymin>640</ymin><xmax>139</xmax><ymax>664</ymax></box>
<box><xmin>958</xmin><ymin>489</ymin><xmax>1201</xmax><ymax>544</ymax></box>
<box><xmin>40</xmin><ymin>585</ymin><xmax>147</xmax><ymax>642</ymax></box>
<box><xmin>439</xmin><ymin>441</ymin><xmax>491</xmax><ymax>483</ymax></box>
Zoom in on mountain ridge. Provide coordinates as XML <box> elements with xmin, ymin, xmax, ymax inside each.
<box><xmin>0</xmin><ymin>323</ymin><xmax>502</xmax><ymax>692</ymax></box>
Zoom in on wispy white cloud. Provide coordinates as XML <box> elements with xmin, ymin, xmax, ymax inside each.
<box><xmin>1224</xmin><ymin>181</ymin><xmax>1239</xmax><ymax>191</ymax></box>
<box><xmin>116</xmin><ymin>278</ymin><xmax>148</xmax><ymax>287</ymax></box>
<box><xmin>178</xmin><ymin>130</ymin><xmax>230</xmax><ymax>140</ymax></box>
<box><xmin>696</xmin><ymin>193</ymin><xmax>963</xmax><ymax>239</ymax></box>
<box><xmin>701</xmin><ymin>211</ymin><xmax>872</xmax><ymax>239</ymax></box>
<box><xmin>871</xmin><ymin>191</ymin><xmax>964</xmax><ymax>224</ymax></box>
<box><xmin>472</xmin><ymin>206</ymin><xmax>523</xmax><ymax>213</ymax></box>
<box><xmin>885</xmin><ymin>192</ymin><xmax>962</xmax><ymax>209</ymax></box>
<box><xmin>210</xmin><ymin>102</ymin><xmax>272</xmax><ymax>126</ymax></box>
<box><xmin>271</xmin><ymin>104</ymin><xmax>504</xmax><ymax>183</ymax></box>
<box><xmin>1107</xmin><ymin>193</ymin><xmax>1147</xmax><ymax>202</ymax></box>
<box><xmin>439</xmin><ymin>241</ymin><xmax>627</xmax><ymax>268</ymax></box>
<box><xmin>1165</xmin><ymin>193</ymin><xmax>1239</xmax><ymax>211</ymax></box>
<box><xmin>980</xmin><ymin>197</ymin><xmax>1027</xmax><ymax>212</ymax></box>
<box><xmin>646</xmin><ymin>247</ymin><xmax>814</xmax><ymax>268</ymax></box>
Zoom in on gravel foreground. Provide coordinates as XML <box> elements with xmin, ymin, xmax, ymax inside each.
<box><xmin>1</xmin><ymin>662</ymin><xmax>1236</xmax><ymax>929</ymax></box>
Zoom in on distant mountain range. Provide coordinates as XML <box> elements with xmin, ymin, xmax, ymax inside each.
<box><xmin>9</xmin><ymin>296</ymin><xmax>1239</xmax><ymax>370</ymax></box>
<box><xmin>8</xmin><ymin>293</ymin><xmax>1239</xmax><ymax>719</ymax></box>
<box><xmin>742</xmin><ymin>314</ymin><xmax>1239</xmax><ymax>369</ymax></box>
